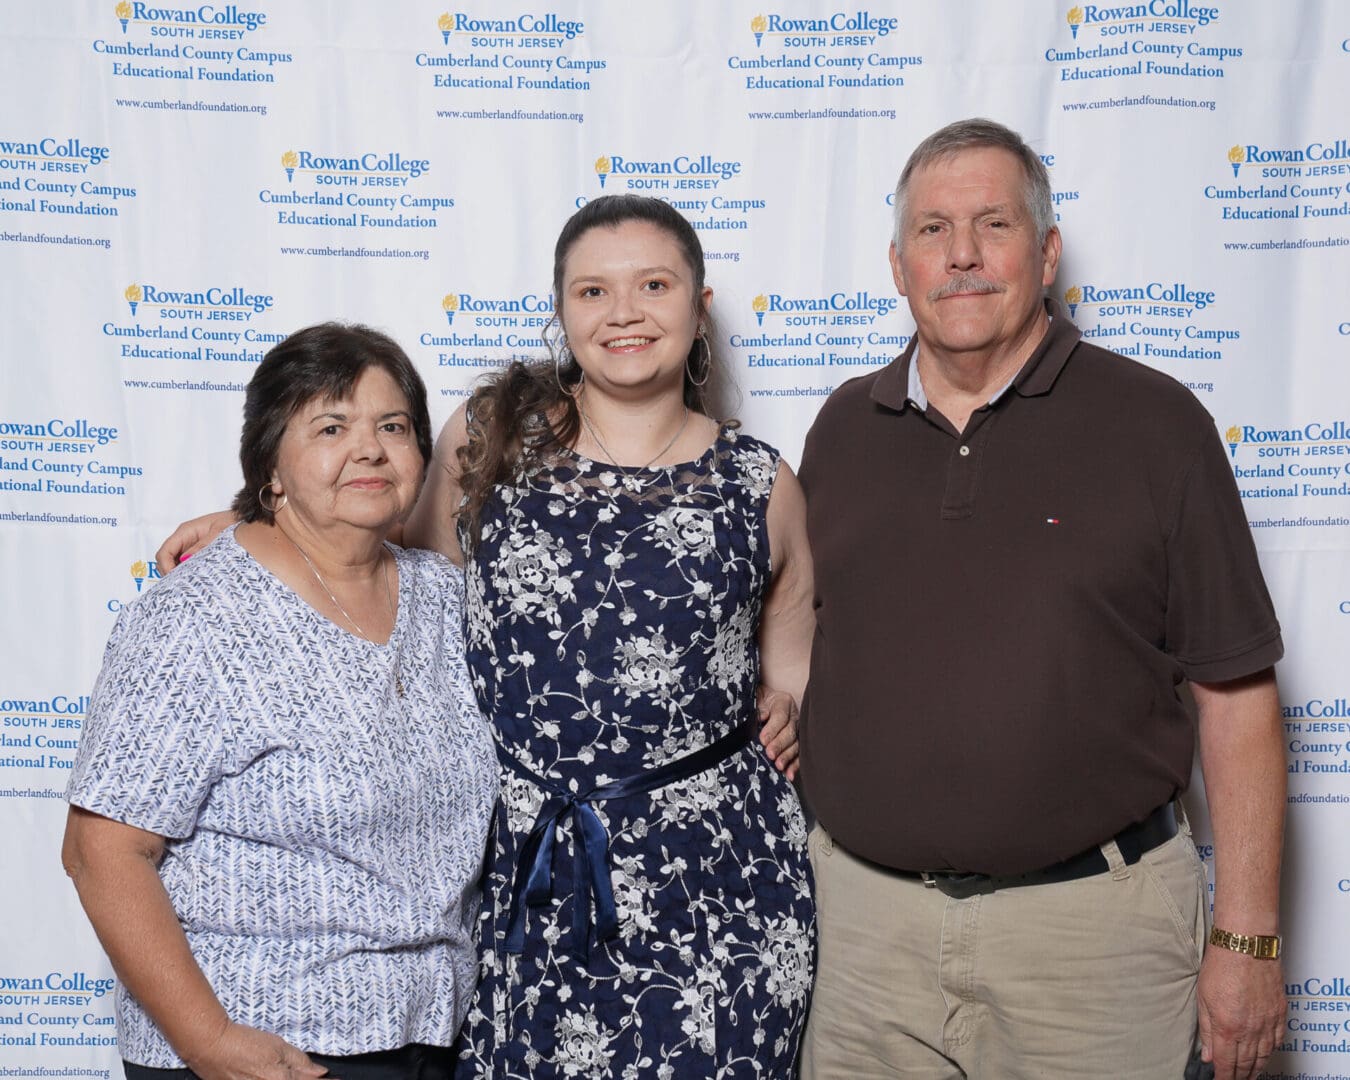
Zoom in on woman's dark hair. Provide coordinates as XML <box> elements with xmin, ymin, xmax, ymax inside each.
<box><xmin>231</xmin><ymin>322</ymin><xmax>433</xmax><ymax>523</ymax></box>
<box><xmin>457</xmin><ymin>195</ymin><xmax>718</xmax><ymax>545</ymax></box>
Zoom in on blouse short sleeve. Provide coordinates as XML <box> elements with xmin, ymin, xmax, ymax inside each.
<box><xmin>67</xmin><ymin>579</ymin><xmax>228</xmax><ymax>839</ymax></box>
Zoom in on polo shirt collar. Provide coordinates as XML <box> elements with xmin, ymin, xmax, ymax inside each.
<box><xmin>870</xmin><ymin>297</ymin><xmax>1082</xmax><ymax>413</ymax></box>
<box><xmin>1013</xmin><ymin>298</ymin><xmax>1081</xmax><ymax>397</ymax></box>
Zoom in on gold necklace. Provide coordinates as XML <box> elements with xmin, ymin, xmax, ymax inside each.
<box><xmin>282</xmin><ymin>530</ymin><xmax>404</xmax><ymax>696</ymax></box>
<box><xmin>578</xmin><ymin>403</ymin><xmax>690</xmax><ymax>477</ymax></box>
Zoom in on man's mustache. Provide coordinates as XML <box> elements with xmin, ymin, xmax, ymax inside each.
<box><xmin>928</xmin><ymin>275</ymin><xmax>1003</xmax><ymax>301</ymax></box>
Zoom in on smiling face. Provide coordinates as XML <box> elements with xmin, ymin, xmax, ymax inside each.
<box><xmin>891</xmin><ymin>145</ymin><xmax>1061</xmax><ymax>362</ymax></box>
<box><xmin>558</xmin><ymin>219</ymin><xmax>712</xmax><ymax>401</ymax></box>
<box><xmin>269</xmin><ymin>366</ymin><xmax>424</xmax><ymax>535</ymax></box>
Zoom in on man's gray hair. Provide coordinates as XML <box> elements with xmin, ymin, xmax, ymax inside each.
<box><xmin>891</xmin><ymin>118</ymin><xmax>1056</xmax><ymax>250</ymax></box>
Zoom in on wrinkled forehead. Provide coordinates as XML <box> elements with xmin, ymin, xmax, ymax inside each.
<box><xmin>297</xmin><ymin>365</ymin><xmax>410</xmax><ymax>418</ymax></box>
<box><xmin>902</xmin><ymin>147</ymin><xmax>1033</xmax><ymax>221</ymax></box>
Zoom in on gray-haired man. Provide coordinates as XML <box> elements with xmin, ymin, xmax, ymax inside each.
<box><xmin>797</xmin><ymin>118</ymin><xmax>1286</xmax><ymax>1080</ymax></box>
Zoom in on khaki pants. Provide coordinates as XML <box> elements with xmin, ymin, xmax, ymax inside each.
<box><xmin>801</xmin><ymin>820</ymin><xmax>1206</xmax><ymax>1079</ymax></box>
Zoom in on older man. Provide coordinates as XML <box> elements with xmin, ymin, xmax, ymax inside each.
<box><xmin>797</xmin><ymin>119</ymin><xmax>1286</xmax><ymax>1080</ymax></box>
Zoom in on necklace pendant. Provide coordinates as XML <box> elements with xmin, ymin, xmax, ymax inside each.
<box><xmin>395</xmin><ymin>671</ymin><xmax>405</xmax><ymax>698</ymax></box>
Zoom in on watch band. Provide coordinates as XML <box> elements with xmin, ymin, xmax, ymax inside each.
<box><xmin>1208</xmin><ymin>925</ymin><xmax>1281</xmax><ymax>960</ymax></box>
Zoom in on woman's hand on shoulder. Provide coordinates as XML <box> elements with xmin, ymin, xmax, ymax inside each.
<box><xmin>404</xmin><ymin>404</ymin><xmax>470</xmax><ymax>566</ymax></box>
<box><xmin>156</xmin><ymin>510</ymin><xmax>237</xmax><ymax>573</ymax></box>
<box><xmin>183</xmin><ymin>1021</ymin><xmax>326</xmax><ymax>1080</ymax></box>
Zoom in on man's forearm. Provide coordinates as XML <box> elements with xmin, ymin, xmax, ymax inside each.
<box><xmin>1194</xmin><ymin>668</ymin><xmax>1285</xmax><ymax>931</ymax></box>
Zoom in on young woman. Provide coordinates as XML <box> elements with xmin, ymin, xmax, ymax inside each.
<box><xmin>415</xmin><ymin>195</ymin><xmax>814</xmax><ymax>1077</ymax></box>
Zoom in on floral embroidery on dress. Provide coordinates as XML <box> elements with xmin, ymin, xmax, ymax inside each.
<box><xmin>454</xmin><ymin>426</ymin><xmax>815</xmax><ymax>1078</ymax></box>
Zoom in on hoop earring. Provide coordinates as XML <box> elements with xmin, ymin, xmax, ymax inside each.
<box><xmin>687</xmin><ymin>332</ymin><xmax>711</xmax><ymax>388</ymax></box>
<box><xmin>555</xmin><ymin>341</ymin><xmax>584</xmax><ymax>398</ymax></box>
<box><xmin>259</xmin><ymin>485</ymin><xmax>288</xmax><ymax>515</ymax></box>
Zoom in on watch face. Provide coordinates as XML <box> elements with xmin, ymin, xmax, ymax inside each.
<box><xmin>1254</xmin><ymin>937</ymin><xmax>1280</xmax><ymax>960</ymax></box>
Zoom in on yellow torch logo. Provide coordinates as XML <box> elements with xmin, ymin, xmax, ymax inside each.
<box><xmin>751</xmin><ymin>14</ymin><xmax>767</xmax><ymax>47</ymax></box>
<box><xmin>1064</xmin><ymin>285</ymin><xmax>1082</xmax><ymax>318</ymax></box>
<box><xmin>1066</xmin><ymin>6</ymin><xmax>1084</xmax><ymax>38</ymax></box>
<box><xmin>595</xmin><ymin>156</ymin><xmax>611</xmax><ymax>188</ymax></box>
<box><xmin>442</xmin><ymin>293</ymin><xmax>459</xmax><ymax>325</ymax></box>
<box><xmin>438</xmin><ymin>12</ymin><xmax>454</xmax><ymax>44</ymax></box>
<box><xmin>124</xmin><ymin>283</ymin><xmax>142</xmax><ymax>316</ymax></box>
<box><xmin>1228</xmin><ymin>145</ymin><xmax>1245</xmax><ymax>178</ymax></box>
<box><xmin>752</xmin><ymin>294</ymin><xmax>769</xmax><ymax>326</ymax></box>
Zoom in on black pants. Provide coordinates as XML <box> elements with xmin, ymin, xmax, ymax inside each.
<box><xmin>123</xmin><ymin>1043</ymin><xmax>455</xmax><ymax>1080</ymax></box>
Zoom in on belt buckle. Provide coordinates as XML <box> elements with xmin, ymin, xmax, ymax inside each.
<box><xmin>922</xmin><ymin>871</ymin><xmax>996</xmax><ymax>900</ymax></box>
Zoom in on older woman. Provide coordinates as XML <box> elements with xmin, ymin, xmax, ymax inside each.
<box><xmin>63</xmin><ymin>324</ymin><xmax>497</xmax><ymax>1080</ymax></box>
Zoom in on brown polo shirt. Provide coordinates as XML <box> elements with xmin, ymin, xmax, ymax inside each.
<box><xmin>797</xmin><ymin>300</ymin><xmax>1282</xmax><ymax>875</ymax></box>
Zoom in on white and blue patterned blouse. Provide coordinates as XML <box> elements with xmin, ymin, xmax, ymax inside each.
<box><xmin>67</xmin><ymin>527</ymin><xmax>497</xmax><ymax>1067</ymax></box>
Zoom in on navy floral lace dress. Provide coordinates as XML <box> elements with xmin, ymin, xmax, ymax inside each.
<box><xmin>453</xmin><ymin>425</ymin><xmax>815</xmax><ymax>1078</ymax></box>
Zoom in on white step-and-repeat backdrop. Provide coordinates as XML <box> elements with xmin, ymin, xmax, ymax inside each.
<box><xmin>2</xmin><ymin>3</ymin><xmax>1348</xmax><ymax>1077</ymax></box>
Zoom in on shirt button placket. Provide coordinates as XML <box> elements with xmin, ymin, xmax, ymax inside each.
<box><xmin>941</xmin><ymin>438</ymin><xmax>979</xmax><ymax>519</ymax></box>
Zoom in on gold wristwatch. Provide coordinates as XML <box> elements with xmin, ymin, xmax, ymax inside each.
<box><xmin>1208</xmin><ymin>926</ymin><xmax>1281</xmax><ymax>960</ymax></box>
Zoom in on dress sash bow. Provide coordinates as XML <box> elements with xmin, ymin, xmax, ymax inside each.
<box><xmin>497</xmin><ymin>723</ymin><xmax>753</xmax><ymax>960</ymax></box>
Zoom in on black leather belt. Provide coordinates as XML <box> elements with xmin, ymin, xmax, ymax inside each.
<box><xmin>910</xmin><ymin>802</ymin><xmax>1179</xmax><ymax>900</ymax></box>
